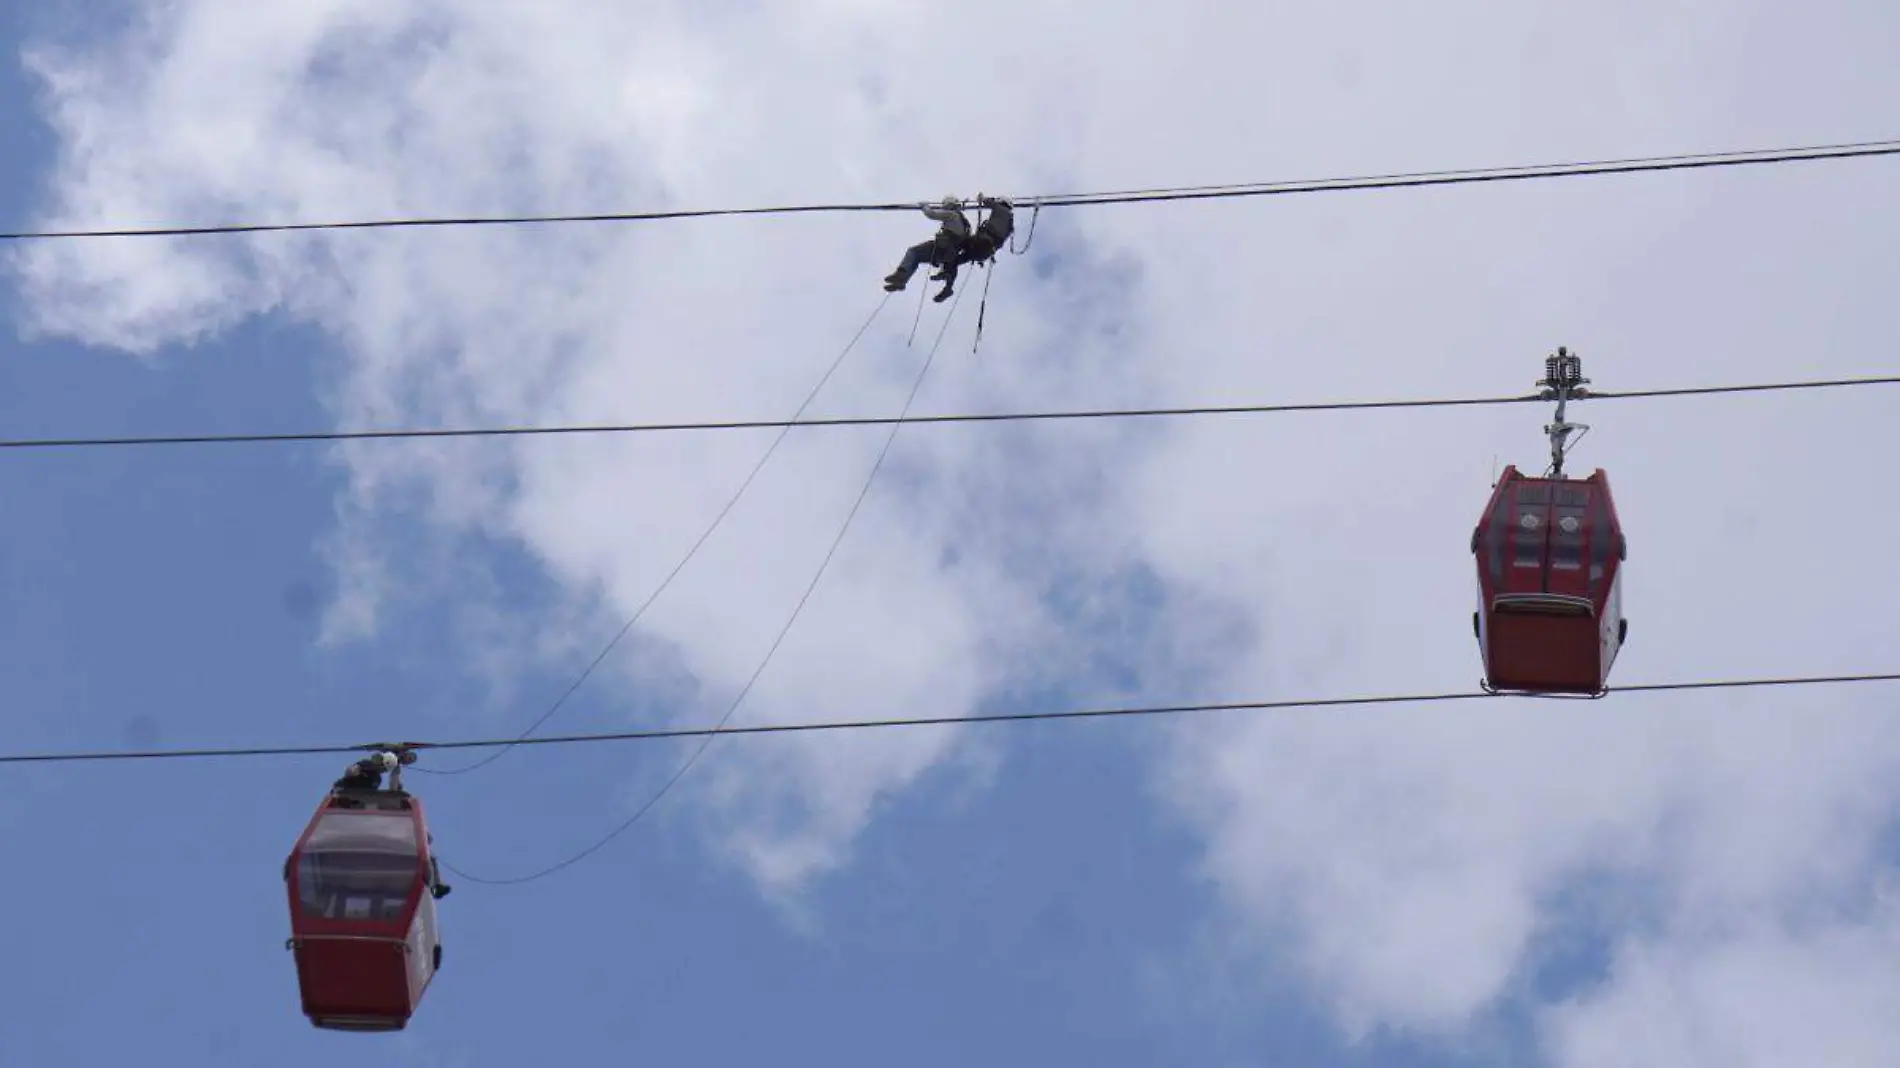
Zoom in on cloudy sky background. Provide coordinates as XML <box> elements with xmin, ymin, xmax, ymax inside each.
<box><xmin>3</xmin><ymin>1</ymin><xmax>1900</xmax><ymax>1065</ymax></box>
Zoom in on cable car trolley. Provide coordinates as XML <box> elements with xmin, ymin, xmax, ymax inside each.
<box><xmin>284</xmin><ymin>745</ymin><xmax>451</xmax><ymax>1032</ymax></box>
<box><xmin>1470</xmin><ymin>349</ymin><xmax>1628</xmax><ymax>696</ymax></box>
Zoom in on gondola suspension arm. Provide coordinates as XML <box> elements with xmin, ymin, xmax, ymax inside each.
<box><xmin>1540</xmin><ymin>348</ymin><xmax>1592</xmax><ymax>478</ymax></box>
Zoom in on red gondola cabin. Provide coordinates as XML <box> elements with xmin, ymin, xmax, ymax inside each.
<box><xmin>1471</xmin><ymin>466</ymin><xmax>1628</xmax><ymax>695</ymax></box>
<box><xmin>284</xmin><ymin>785</ymin><xmax>443</xmax><ymax>1031</ymax></box>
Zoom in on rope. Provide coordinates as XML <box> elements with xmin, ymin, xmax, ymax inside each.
<box><xmin>1010</xmin><ymin>200</ymin><xmax>1040</xmax><ymax>254</ymax></box>
<box><xmin>907</xmin><ymin>280</ymin><xmax>927</xmax><ymax>347</ymax></box>
<box><xmin>439</xmin><ymin>282</ymin><xmax>972</xmax><ymax>885</ymax></box>
<box><xmin>416</xmin><ymin>293</ymin><xmax>892</xmax><ymax>776</ymax></box>
<box><xmin>974</xmin><ymin>259</ymin><xmax>997</xmax><ymax>354</ymax></box>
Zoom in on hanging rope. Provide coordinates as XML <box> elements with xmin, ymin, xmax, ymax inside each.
<box><xmin>967</xmin><ymin>197</ymin><xmax>993</xmax><ymax>354</ymax></box>
<box><xmin>1009</xmin><ymin>199</ymin><xmax>1040</xmax><ymax>254</ymax></box>
<box><xmin>907</xmin><ymin>279</ymin><xmax>928</xmax><ymax>346</ymax></box>
<box><xmin>973</xmin><ymin>260</ymin><xmax>997</xmax><ymax>353</ymax></box>
<box><xmin>969</xmin><ymin>195</ymin><xmax>1034</xmax><ymax>353</ymax></box>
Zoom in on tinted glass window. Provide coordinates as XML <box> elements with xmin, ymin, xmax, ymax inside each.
<box><xmin>298</xmin><ymin>812</ymin><xmax>418</xmax><ymax>920</ymax></box>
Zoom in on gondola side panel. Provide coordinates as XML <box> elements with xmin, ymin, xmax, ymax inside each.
<box><xmin>407</xmin><ymin>892</ymin><xmax>439</xmax><ymax>1005</ymax></box>
<box><xmin>1598</xmin><ymin>558</ymin><xmax>1624</xmax><ymax>687</ymax></box>
<box><xmin>293</xmin><ymin>938</ymin><xmax>416</xmax><ymax>1028</ymax></box>
<box><xmin>404</xmin><ymin>798</ymin><xmax>440</xmax><ymax>1008</ymax></box>
<box><xmin>1486</xmin><ymin>612</ymin><xmax>1602</xmax><ymax>693</ymax></box>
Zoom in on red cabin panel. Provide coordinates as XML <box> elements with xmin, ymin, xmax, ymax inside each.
<box><xmin>284</xmin><ymin>789</ymin><xmax>442</xmax><ymax>1032</ymax></box>
<box><xmin>1471</xmin><ymin>466</ymin><xmax>1627</xmax><ymax>694</ymax></box>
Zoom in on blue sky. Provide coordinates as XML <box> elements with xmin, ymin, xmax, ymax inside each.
<box><xmin>7</xmin><ymin>4</ymin><xmax>1900</xmax><ymax>1067</ymax></box>
<box><xmin>0</xmin><ymin>13</ymin><xmax>1403</xmax><ymax>1067</ymax></box>
<box><xmin>0</xmin><ymin>194</ymin><xmax>1419</xmax><ymax>1068</ymax></box>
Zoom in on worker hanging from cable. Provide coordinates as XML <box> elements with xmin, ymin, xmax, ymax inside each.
<box><xmin>884</xmin><ymin>195</ymin><xmax>1017</xmax><ymax>303</ymax></box>
<box><xmin>884</xmin><ymin>196</ymin><xmax>971</xmax><ymax>301</ymax></box>
<box><xmin>936</xmin><ymin>195</ymin><xmax>1015</xmax><ymax>301</ymax></box>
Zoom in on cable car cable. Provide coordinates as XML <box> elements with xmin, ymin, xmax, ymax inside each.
<box><xmin>1012</xmin><ymin>137</ymin><xmax>1900</xmax><ymax>204</ymax></box>
<box><xmin>2</xmin><ymin>372</ymin><xmax>1896</xmax><ymax>453</ymax></box>
<box><xmin>436</xmin><ymin>283</ymin><xmax>971</xmax><ymax>884</ymax></box>
<box><xmin>417</xmin><ymin>292</ymin><xmax>895</xmax><ymax>776</ymax></box>
<box><xmin>3</xmin><ymin>670</ymin><xmax>1896</xmax><ymax>768</ymax></box>
<box><xmin>3</xmin><ymin>138</ymin><xmax>1894</xmax><ymax>242</ymax></box>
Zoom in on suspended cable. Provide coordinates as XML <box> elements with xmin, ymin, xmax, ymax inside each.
<box><xmin>3</xmin><ymin>139</ymin><xmax>1894</xmax><ymax>242</ymax></box>
<box><xmin>435</xmin><ymin>280</ymin><xmax>972</xmax><ymax>885</ymax></box>
<box><xmin>3</xmin><ymin>373</ymin><xmax>1895</xmax><ymax>452</ymax></box>
<box><xmin>3</xmin><ymin>670</ymin><xmax>1896</xmax><ymax>767</ymax></box>
<box><xmin>419</xmin><ymin>292</ymin><xmax>894</xmax><ymax>776</ymax></box>
<box><xmin>1014</xmin><ymin>137</ymin><xmax>1900</xmax><ymax>203</ymax></box>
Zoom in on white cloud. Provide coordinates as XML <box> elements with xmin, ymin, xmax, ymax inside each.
<box><xmin>1544</xmin><ymin>907</ymin><xmax>1900</xmax><ymax>1068</ymax></box>
<box><xmin>12</xmin><ymin>0</ymin><xmax>1900</xmax><ymax>1059</ymax></box>
<box><xmin>1163</xmin><ymin>688</ymin><xmax>1900</xmax><ymax>1037</ymax></box>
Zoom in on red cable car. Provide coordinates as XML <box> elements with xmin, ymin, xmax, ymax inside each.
<box><xmin>1470</xmin><ymin>351</ymin><xmax>1629</xmax><ymax>696</ymax></box>
<box><xmin>284</xmin><ymin>749</ymin><xmax>449</xmax><ymax>1032</ymax></box>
